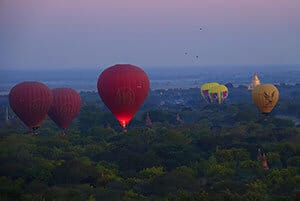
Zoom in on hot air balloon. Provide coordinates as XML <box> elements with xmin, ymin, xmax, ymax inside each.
<box><xmin>209</xmin><ymin>84</ymin><xmax>228</xmax><ymax>104</ymax></box>
<box><xmin>200</xmin><ymin>82</ymin><xmax>219</xmax><ymax>103</ymax></box>
<box><xmin>97</xmin><ymin>64</ymin><xmax>150</xmax><ymax>132</ymax></box>
<box><xmin>252</xmin><ymin>84</ymin><xmax>279</xmax><ymax>114</ymax></box>
<box><xmin>48</xmin><ymin>88</ymin><xmax>82</xmax><ymax>135</ymax></box>
<box><xmin>9</xmin><ymin>81</ymin><xmax>52</xmax><ymax>133</ymax></box>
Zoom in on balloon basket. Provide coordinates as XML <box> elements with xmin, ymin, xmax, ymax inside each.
<box><xmin>30</xmin><ymin>127</ymin><xmax>39</xmax><ymax>136</ymax></box>
<box><xmin>122</xmin><ymin>127</ymin><xmax>127</xmax><ymax>133</ymax></box>
<box><xmin>60</xmin><ymin>129</ymin><xmax>67</xmax><ymax>139</ymax></box>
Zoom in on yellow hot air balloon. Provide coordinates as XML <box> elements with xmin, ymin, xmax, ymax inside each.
<box><xmin>252</xmin><ymin>84</ymin><xmax>279</xmax><ymax>114</ymax></box>
<box><xmin>200</xmin><ymin>82</ymin><xmax>219</xmax><ymax>103</ymax></box>
<box><xmin>209</xmin><ymin>84</ymin><xmax>228</xmax><ymax>104</ymax></box>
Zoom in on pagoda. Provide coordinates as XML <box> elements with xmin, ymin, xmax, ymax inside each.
<box><xmin>145</xmin><ymin>113</ymin><xmax>152</xmax><ymax>126</ymax></box>
<box><xmin>248</xmin><ymin>72</ymin><xmax>261</xmax><ymax>90</ymax></box>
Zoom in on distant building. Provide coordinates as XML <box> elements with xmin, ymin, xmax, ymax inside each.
<box><xmin>176</xmin><ymin>113</ymin><xmax>183</xmax><ymax>123</ymax></box>
<box><xmin>248</xmin><ymin>72</ymin><xmax>261</xmax><ymax>90</ymax></box>
<box><xmin>145</xmin><ymin>112</ymin><xmax>152</xmax><ymax>126</ymax></box>
<box><xmin>261</xmin><ymin>153</ymin><xmax>269</xmax><ymax>171</ymax></box>
<box><xmin>257</xmin><ymin>149</ymin><xmax>269</xmax><ymax>171</ymax></box>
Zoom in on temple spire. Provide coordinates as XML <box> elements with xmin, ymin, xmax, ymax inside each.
<box><xmin>248</xmin><ymin>72</ymin><xmax>261</xmax><ymax>90</ymax></box>
<box><xmin>145</xmin><ymin>112</ymin><xmax>152</xmax><ymax>126</ymax></box>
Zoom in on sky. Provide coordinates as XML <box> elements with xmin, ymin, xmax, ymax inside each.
<box><xmin>0</xmin><ymin>0</ymin><xmax>300</xmax><ymax>70</ymax></box>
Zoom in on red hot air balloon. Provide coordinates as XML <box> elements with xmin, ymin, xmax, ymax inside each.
<box><xmin>9</xmin><ymin>81</ymin><xmax>53</xmax><ymax>133</ymax></box>
<box><xmin>97</xmin><ymin>64</ymin><xmax>150</xmax><ymax>132</ymax></box>
<box><xmin>48</xmin><ymin>88</ymin><xmax>82</xmax><ymax>135</ymax></box>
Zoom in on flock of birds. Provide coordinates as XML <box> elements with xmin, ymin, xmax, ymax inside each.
<box><xmin>184</xmin><ymin>27</ymin><xmax>203</xmax><ymax>61</ymax></box>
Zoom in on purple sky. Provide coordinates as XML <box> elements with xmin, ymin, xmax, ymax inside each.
<box><xmin>1</xmin><ymin>0</ymin><xmax>300</xmax><ymax>70</ymax></box>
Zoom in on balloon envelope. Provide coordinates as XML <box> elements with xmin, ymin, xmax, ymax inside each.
<box><xmin>97</xmin><ymin>64</ymin><xmax>150</xmax><ymax>129</ymax></box>
<box><xmin>200</xmin><ymin>82</ymin><xmax>219</xmax><ymax>103</ymax></box>
<box><xmin>209</xmin><ymin>84</ymin><xmax>228</xmax><ymax>104</ymax></box>
<box><xmin>48</xmin><ymin>88</ymin><xmax>82</xmax><ymax>129</ymax></box>
<box><xmin>252</xmin><ymin>84</ymin><xmax>279</xmax><ymax>114</ymax></box>
<box><xmin>9</xmin><ymin>81</ymin><xmax>52</xmax><ymax>129</ymax></box>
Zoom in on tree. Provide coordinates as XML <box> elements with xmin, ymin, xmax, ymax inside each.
<box><xmin>139</xmin><ymin>166</ymin><xmax>165</xmax><ymax>180</ymax></box>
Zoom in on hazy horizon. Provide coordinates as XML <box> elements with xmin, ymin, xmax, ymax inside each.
<box><xmin>1</xmin><ymin>65</ymin><xmax>299</xmax><ymax>94</ymax></box>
